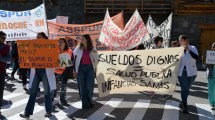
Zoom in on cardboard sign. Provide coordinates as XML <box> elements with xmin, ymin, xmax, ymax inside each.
<box><xmin>17</xmin><ymin>39</ymin><xmax>59</xmax><ymax>68</ymax></box>
<box><xmin>94</xmin><ymin>47</ymin><xmax>184</xmax><ymax>97</ymax></box>
<box><xmin>59</xmin><ymin>53</ymin><xmax>72</xmax><ymax>67</ymax></box>
<box><xmin>206</xmin><ymin>50</ymin><xmax>215</xmax><ymax>64</ymax></box>
<box><xmin>2</xmin><ymin>4</ymin><xmax>48</xmax><ymax>41</ymax></box>
<box><xmin>99</xmin><ymin>9</ymin><xmax>150</xmax><ymax>50</ymax></box>
<box><xmin>48</xmin><ymin>12</ymin><xmax>124</xmax><ymax>50</ymax></box>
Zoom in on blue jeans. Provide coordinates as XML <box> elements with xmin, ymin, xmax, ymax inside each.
<box><xmin>78</xmin><ymin>64</ymin><xmax>95</xmax><ymax>108</ymax></box>
<box><xmin>178</xmin><ymin>70</ymin><xmax>197</xmax><ymax>104</ymax></box>
<box><xmin>25</xmin><ymin>69</ymin><xmax>52</xmax><ymax>115</ymax></box>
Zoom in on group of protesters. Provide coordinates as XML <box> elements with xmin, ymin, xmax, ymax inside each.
<box><xmin>0</xmin><ymin>30</ymin><xmax>215</xmax><ymax>118</ymax></box>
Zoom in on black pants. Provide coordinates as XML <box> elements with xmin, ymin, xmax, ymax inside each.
<box><xmin>0</xmin><ymin>72</ymin><xmax>6</xmax><ymax>107</ymax></box>
<box><xmin>20</xmin><ymin>69</ymin><xmax>28</xmax><ymax>86</ymax></box>
<box><xmin>11</xmin><ymin>60</ymin><xmax>19</xmax><ymax>75</ymax></box>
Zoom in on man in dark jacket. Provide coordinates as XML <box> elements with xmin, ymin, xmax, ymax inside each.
<box><xmin>0</xmin><ymin>31</ymin><xmax>11</xmax><ymax>114</ymax></box>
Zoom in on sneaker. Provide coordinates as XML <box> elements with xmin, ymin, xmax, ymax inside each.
<box><xmin>20</xmin><ymin>113</ymin><xmax>30</xmax><ymax>118</ymax></box>
<box><xmin>44</xmin><ymin>112</ymin><xmax>52</xmax><ymax>117</ymax></box>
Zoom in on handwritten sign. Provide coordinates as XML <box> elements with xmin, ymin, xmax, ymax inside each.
<box><xmin>206</xmin><ymin>50</ymin><xmax>215</xmax><ymax>64</ymax></box>
<box><xmin>93</xmin><ymin>47</ymin><xmax>184</xmax><ymax>97</ymax></box>
<box><xmin>17</xmin><ymin>39</ymin><xmax>59</xmax><ymax>68</ymax></box>
<box><xmin>146</xmin><ymin>13</ymin><xmax>173</xmax><ymax>48</ymax></box>
<box><xmin>48</xmin><ymin>12</ymin><xmax>124</xmax><ymax>50</ymax></box>
<box><xmin>99</xmin><ymin>9</ymin><xmax>150</xmax><ymax>50</ymax></box>
<box><xmin>59</xmin><ymin>53</ymin><xmax>72</xmax><ymax>67</ymax></box>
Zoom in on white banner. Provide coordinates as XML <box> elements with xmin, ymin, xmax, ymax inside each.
<box><xmin>99</xmin><ymin>9</ymin><xmax>150</xmax><ymax>50</ymax></box>
<box><xmin>146</xmin><ymin>13</ymin><xmax>173</xmax><ymax>48</ymax></box>
<box><xmin>94</xmin><ymin>47</ymin><xmax>184</xmax><ymax>97</ymax></box>
<box><xmin>206</xmin><ymin>50</ymin><xmax>215</xmax><ymax>64</ymax></box>
<box><xmin>0</xmin><ymin>4</ymin><xmax>48</xmax><ymax>41</ymax></box>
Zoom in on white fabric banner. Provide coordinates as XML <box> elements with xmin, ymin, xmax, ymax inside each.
<box><xmin>146</xmin><ymin>13</ymin><xmax>173</xmax><ymax>48</ymax></box>
<box><xmin>0</xmin><ymin>4</ymin><xmax>48</xmax><ymax>41</ymax></box>
<box><xmin>99</xmin><ymin>9</ymin><xmax>150</xmax><ymax>50</ymax></box>
<box><xmin>94</xmin><ymin>47</ymin><xmax>184</xmax><ymax>97</ymax></box>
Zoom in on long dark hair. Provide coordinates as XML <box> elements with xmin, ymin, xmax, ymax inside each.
<box><xmin>79</xmin><ymin>34</ymin><xmax>94</xmax><ymax>51</ymax></box>
<box><xmin>59</xmin><ymin>38</ymin><xmax>69</xmax><ymax>51</ymax></box>
<box><xmin>37</xmin><ymin>32</ymin><xmax>48</xmax><ymax>39</ymax></box>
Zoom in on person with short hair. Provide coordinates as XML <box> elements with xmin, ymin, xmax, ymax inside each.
<box><xmin>0</xmin><ymin>31</ymin><xmax>11</xmax><ymax>114</ymax></box>
<box><xmin>178</xmin><ymin>35</ymin><xmax>198</xmax><ymax>113</ymax></box>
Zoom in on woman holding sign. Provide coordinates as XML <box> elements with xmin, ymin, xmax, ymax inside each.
<box><xmin>204</xmin><ymin>42</ymin><xmax>215</xmax><ymax>110</ymax></box>
<box><xmin>178</xmin><ymin>35</ymin><xmax>198</xmax><ymax>114</ymax></box>
<box><xmin>73</xmin><ymin>34</ymin><xmax>96</xmax><ymax>109</ymax></box>
<box><xmin>52</xmin><ymin>38</ymin><xmax>73</xmax><ymax>105</ymax></box>
<box><xmin>20</xmin><ymin>32</ymin><xmax>56</xmax><ymax>118</ymax></box>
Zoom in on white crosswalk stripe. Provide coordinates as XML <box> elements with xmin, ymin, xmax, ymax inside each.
<box><xmin>3</xmin><ymin>93</ymin><xmax>23</xmax><ymax>100</ymax></box>
<box><xmin>125</xmin><ymin>99</ymin><xmax>150</xmax><ymax>120</ymax></box>
<box><xmin>86</xmin><ymin>98</ymin><xmax>123</xmax><ymax>120</ymax></box>
<box><xmin>7</xmin><ymin>100</ymin><xmax>59</xmax><ymax>120</ymax></box>
<box><xmin>196</xmin><ymin>103</ymin><xmax>215</xmax><ymax>120</ymax></box>
<box><xmin>1</xmin><ymin>96</ymin><xmax>43</xmax><ymax>112</ymax></box>
<box><xmin>2</xmin><ymin>69</ymin><xmax>213</xmax><ymax>120</ymax></box>
<box><xmin>161</xmin><ymin>101</ymin><xmax>179</xmax><ymax>120</ymax></box>
<box><xmin>1</xmin><ymin>93</ymin><xmax>215</xmax><ymax>120</ymax></box>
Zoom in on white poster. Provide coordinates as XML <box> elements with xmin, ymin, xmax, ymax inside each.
<box><xmin>59</xmin><ymin>53</ymin><xmax>72</xmax><ymax>68</ymax></box>
<box><xmin>206</xmin><ymin>50</ymin><xmax>215</xmax><ymax>64</ymax></box>
<box><xmin>94</xmin><ymin>47</ymin><xmax>184</xmax><ymax>97</ymax></box>
<box><xmin>99</xmin><ymin>9</ymin><xmax>150</xmax><ymax>51</ymax></box>
<box><xmin>0</xmin><ymin>4</ymin><xmax>48</xmax><ymax>41</ymax></box>
<box><xmin>146</xmin><ymin>13</ymin><xmax>173</xmax><ymax>48</ymax></box>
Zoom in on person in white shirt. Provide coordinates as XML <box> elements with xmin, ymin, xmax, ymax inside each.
<box><xmin>178</xmin><ymin>35</ymin><xmax>198</xmax><ymax>114</ymax></box>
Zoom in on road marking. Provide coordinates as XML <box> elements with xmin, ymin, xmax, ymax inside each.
<box><xmin>1</xmin><ymin>96</ymin><xmax>43</xmax><ymax>112</ymax></box>
<box><xmin>125</xmin><ymin>99</ymin><xmax>150</xmax><ymax>120</ymax></box>
<box><xmin>3</xmin><ymin>93</ymin><xmax>23</xmax><ymax>100</ymax></box>
<box><xmin>86</xmin><ymin>98</ymin><xmax>123</xmax><ymax>120</ymax></box>
<box><xmin>7</xmin><ymin>100</ymin><xmax>59</xmax><ymax>120</ymax></box>
<box><xmin>47</xmin><ymin>97</ymin><xmax>97</xmax><ymax>120</ymax></box>
<box><xmin>196</xmin><ymin>104</ymin><xmax>215</xmax><ymax>120</ymax></box>
<box><xmin>161</xmin><ymin>101</ymin><xmax>179</xmax><ymax>120</ymax></box>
